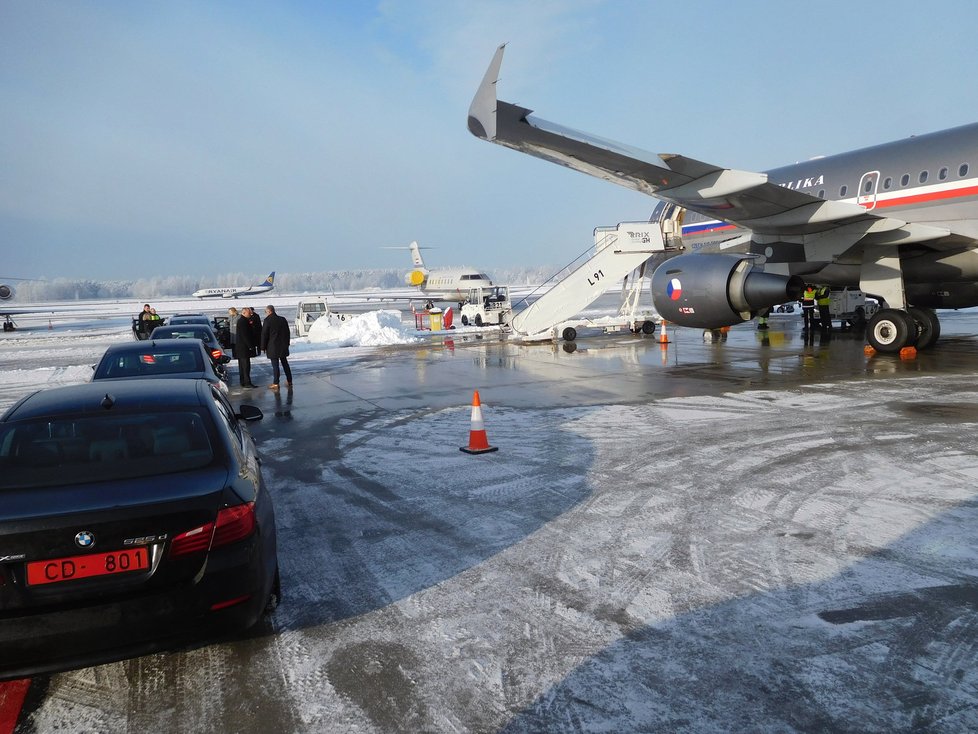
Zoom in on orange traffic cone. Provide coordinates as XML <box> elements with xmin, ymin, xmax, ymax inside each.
<box><xmin>658</xmin><ymin>320</ymin><xmax>669</xmax><ymax>345</ymax></box>
<box><xmin>460</xmin><ymin>390</ymin><xmax>498</xmax><ymax>454</ymax></box>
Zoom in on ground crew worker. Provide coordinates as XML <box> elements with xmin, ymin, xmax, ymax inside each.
<box><xmin>756</xmin><ymin>307</ymin><xmax>771</xmax><ymax>330</ymax></box>
<box><xmin>801</xmin><ymin>285</ymin><xmax>817</xmax><ymax>331</ymax></box>
<box><xmin>816</xmin><ymin>285</ymin><xmax>832</xmax><ymax>330</ymax></box>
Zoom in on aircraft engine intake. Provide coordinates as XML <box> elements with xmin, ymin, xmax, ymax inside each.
<box><xmin>0</xmin><ymin>284</ymin><xmax>14</xmax><ymax>301</ymax></box>
<box><xmin>651</xmin><ymin>254</ymin><xmax>803</xmax><ymax>329</ymax></box>
<box><xmin>405</xmin><ymin>269</ymin><xmax>428</xmax><ymax>287</ymax></box>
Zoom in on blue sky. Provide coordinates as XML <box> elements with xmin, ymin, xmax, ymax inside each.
<box><xmin>3</xmin><ymin>0</ymin><xmax>978</xmax><ymax>280</ymax></box>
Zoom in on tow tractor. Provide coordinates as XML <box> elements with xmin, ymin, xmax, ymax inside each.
<box><xmin>294</xmin><ymin>297</ymin><xmax>356</xmax><ymax>337</ymax></box>
<box><xmin>826</xmin><ymin>288</ymin><xmax>878</xmax><ymax>330</ymax></box>
<box><xmin>460</xmin><ymin>286</ymin><xmax>512</xmax><ymax>327</ymax></box>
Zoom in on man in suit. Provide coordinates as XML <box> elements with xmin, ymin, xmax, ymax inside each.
<box><xmin>235</xmin><ymin>306</ymin><xmax>262</xmax><ymax>388</ymax></box>
<box><xmin>260</xmin><ymin>304</ymin><xmax>293</xmax><ymax>390</ymax></box>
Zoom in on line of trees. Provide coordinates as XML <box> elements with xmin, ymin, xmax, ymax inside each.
<box><xmin>11</xmin><ymin>267</ymin><xmax>561</xmax><ymax>302</ymax></box>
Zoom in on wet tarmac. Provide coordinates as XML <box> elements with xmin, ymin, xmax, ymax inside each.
<box><xmin>7</xmin><ymin>310</ymin><xmax>978</xmax><ymax>732</ymax></box>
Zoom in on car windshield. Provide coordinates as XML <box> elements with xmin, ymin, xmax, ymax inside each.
<box><xmin>0</xmin><ymin>411</ymin><xmax>215</xmax><ymax>489</ymax></box>
<box><xmin>94</xmin><ymin>348</ymin><xmax>205</xmax><ymax>378</ymax></box>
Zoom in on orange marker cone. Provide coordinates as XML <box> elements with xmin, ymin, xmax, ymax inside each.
<box><xmin>460</xmin><ymin>390</ymin><xmax>498</xmax><ymax>454</ymax></box>
<box><xmin>658</xmin><ymin>320</ymin><xmax>669</xmax><ymax>345</ymax></box>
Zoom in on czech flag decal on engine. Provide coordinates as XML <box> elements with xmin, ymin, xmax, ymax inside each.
<box><xmin>667</xmin><ymin>278</ymin><xmax>683</xmax><ymax>301</ymax></box>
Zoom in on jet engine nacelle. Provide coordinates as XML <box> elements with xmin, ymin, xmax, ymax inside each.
<box><xmin>405</xmin><ymin>269</ymin><xmax>428</xmax><ymax>287</ymax></box>
<box><xmin>651</xmin><ymin>254</ymin><xmax>803</xmax><ymax>329</ymax></box>
<box><xmin>0</xmin><ymin>284</ymin><xmax>14</xmax><ymax>301</ymax></box>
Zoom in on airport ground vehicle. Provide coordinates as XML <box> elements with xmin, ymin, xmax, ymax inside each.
<box><xmin>0</xmin><ymin>379</ymin><xmax>278</xmax><ymax>679</ymax></box>
<box><xmin>92</xmin><ymin>339</ymin><xmax>230</xmax><ymax>394</ymax></box>
<box><xmin>825</xmin><ymin>288</ymin><xmax>878</xmax><ymax>329</ymax></box>
<box><xmin>294</xmin><ymin>298</ymin><xmax>356</xmax><ymax>337</ymax></box>
<box><xmin>149</xmin><ymin>324</ymin><xmax>228</xmax><ymax>378</ymax></box>
<box><xmin>460</xmin><ymin>286</ymin><xmax>512</xmax><ymax>327</ymax></box>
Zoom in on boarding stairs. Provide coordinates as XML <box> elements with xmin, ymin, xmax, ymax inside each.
<box><xmin>508</xmin><ymin>221</ymin><xmax>674</xmax><ymax>339</ymax></box>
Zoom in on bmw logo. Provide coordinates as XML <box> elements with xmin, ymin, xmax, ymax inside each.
<box><xmin>75</xmin><ymin>531</ymin><xmax>95</xmax><ymax>549</ymax></box>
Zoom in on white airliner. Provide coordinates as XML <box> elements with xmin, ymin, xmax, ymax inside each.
<box><xmin>0</xmin><ymin>277</ymin><xmax>49</xmax><ymax>331</ymax></box>
<box><xmin>402</xmin><ymin>241</ymin><xmax>493</xmax><ymax>301</ymax></box>
<box><xmin>192</xmin><ymin>272</ymin><xmax>275</xmax><ymax>299</ymax></box>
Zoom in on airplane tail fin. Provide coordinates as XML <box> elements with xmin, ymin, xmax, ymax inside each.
<box><xmin>409</xmin><ymin>241</ymin><xmax>425</xmax><ymax>268</ymax></box>
<box><xmin>261</xmin><ymin>272</ymin><xmax>275</xmax><ymax>286</ymax></box>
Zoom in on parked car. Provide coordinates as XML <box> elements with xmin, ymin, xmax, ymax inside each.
<box><xmin>148</xmin><ymin>324</ymin><xmax>228</xmax><ymax>375</ymax></box>
<box><xmin>0</xmin><ymin>379</ymin><xmax>278</xmax><ymax>679</ymax></box>
<box><xmin>92</xmin><ymin>339</ymin><xmax>230</xmax><ymax>394</ymax></box>
<box><xmin>167</xmin><ymin>313</ymin><xmax>212</xmax><ymax>325</ymax></box>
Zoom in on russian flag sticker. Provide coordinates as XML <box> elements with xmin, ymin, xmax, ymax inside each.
<box><xmin>667</xmin><ymin>278</ymin><xmax>683</xmax><ymax>301</ymax></box>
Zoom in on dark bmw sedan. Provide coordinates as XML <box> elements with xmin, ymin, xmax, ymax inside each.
<box><xmin>92</xmin><ymin>339</ymin><xmax>230</xmax><ymax>393</ymax></box>
<box><xmin>0</xmin><ymin>379</ymin><xmax>278</xmax><ymax>679</ymax></box>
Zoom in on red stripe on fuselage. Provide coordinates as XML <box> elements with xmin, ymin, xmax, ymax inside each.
<box><xmin>868</xmin><ymin>184</ymin><xmax>978</xmax><ymax>210</ymax></box>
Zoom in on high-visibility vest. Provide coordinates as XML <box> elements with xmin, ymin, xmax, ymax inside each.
<box><xmin>802</xmin><ymin>287</ymin><xmax>816</xmax><ymax>306</ymax></box>
<box><xmin>816</xmin><ymin>287</ymin><xmax>831</xmax><ymax>306</ymax></box>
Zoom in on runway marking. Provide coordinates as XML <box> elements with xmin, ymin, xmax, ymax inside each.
<box><xmin>0</xmin><ymin>679</ymin><xmax>30</xmax><ymax>734</ymax></box>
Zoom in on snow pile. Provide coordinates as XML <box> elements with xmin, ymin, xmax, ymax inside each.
<box><xmin>306</xmin><ymin>310</ymin><xmax>419</xmax><ymax>347</ymax></box>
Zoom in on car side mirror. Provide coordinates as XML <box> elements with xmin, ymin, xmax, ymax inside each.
<box><xmin>237</xmin><ymin>404</ymin><xmax>263</xmax><ymax>422</ymax></box>
<box><xmin>219</xmin><ymin>355</ymin><xmax>231</xmax><ymax>364</ymax></box>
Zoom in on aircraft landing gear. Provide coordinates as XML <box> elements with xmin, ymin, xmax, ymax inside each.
<box><xmin>866</xmin><ymin>309</ymin><xmax>917</xmax><ymax>353</ymax></box>
<box><xmin>907</xmin><ymin>306</ymin><xmax>941</xmax><ymax>350</ymax></box>
<box><xmin>865</xmin><ymin>306</ymin><xmax>942</xmax><ymax>353</ymax></box>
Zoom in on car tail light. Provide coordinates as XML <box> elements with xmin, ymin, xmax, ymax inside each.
<box><xmin>170</xmin><ymin>522</ymin><xmax>215</xmax><ymax>557</ymax></box>
<box><xmin>212</xmin><ymin>502</ymin><xmax>256</xmax><ymax>548</ymax></box>
<box><xmin>210</xmin><ymin>349</ymin><xmax>223</xmax><ymax>361</ymax></box>
<box><xmin>169</xmin><ymin>503</ymin><xmax>255</xmax><ymax>558</ymax></box>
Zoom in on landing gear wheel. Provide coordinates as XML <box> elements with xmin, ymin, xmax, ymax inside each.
<box><xmin>562</xmin><ymin>326</ymin><xmax>577</xmax><ymax>342</ymax></box>
<box><xmin>866</xmin><ymin>308</ymin><xmax>913</xmax><ymax>353</ymax></box>
<box><xmin>907</xmin><ymin>306</ymin><xmax>941</xmax><ymax>350</ymax></box>
<box><xmin>641</xmin><ymin>320</ymin><xmax>656</xmax><ymax>335</ymax></box>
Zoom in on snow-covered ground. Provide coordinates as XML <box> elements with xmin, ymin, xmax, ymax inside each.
<box><xmin>0</xmin><ymin>293</ymin><xmax>505</xmax><ymax>410</ymax></box>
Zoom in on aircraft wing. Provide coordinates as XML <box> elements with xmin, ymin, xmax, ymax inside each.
<box><xmin>468</xmin><ymin>45</ymin><xmax>963</xmax><ymax>250</ymax></box>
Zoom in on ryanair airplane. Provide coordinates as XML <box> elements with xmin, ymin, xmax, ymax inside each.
<box><xmin>192</xmin><ymin>272</ymin><xmax>275</xmax><ymax>300</ymax></box>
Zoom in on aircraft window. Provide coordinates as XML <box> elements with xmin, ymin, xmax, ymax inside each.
<box><xmin>919</xmin><ymin>170</ymin><xmax>929</xmax><ymax>184</ymax></box>
<box><xmin>883</xmin><ymin>177</ymin><xmax>892</xmax><ymax>190</ymax></box>
<box><xmin>960</xmin><ymin>163</ymin><xmax>970</xmax><ymax>177</ymax></box>
<box><xmin>863</xmin><ymin>179</ymin><xmax>873</xmax><ymax>193</ymax></box>
<box><xmin>817</xmin><ymin>189</ymin><xmax>825</xmax><ymax>198</ymax></box>
<box><xmin>939</xmin><ymin>167</ymin><xmax>949</xmax><ymax>180</ymax></box>
<box><xmin>900</xmin><ymin>174</ymin><xmax>910</xmax><ymax>186</ymax></box>
<box><xmin>839</xmin><ymin>185</ymin><xmax>848</xmax><ymax>197</ymax></box>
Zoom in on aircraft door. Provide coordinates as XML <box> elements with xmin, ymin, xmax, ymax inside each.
<box><xmin>857</xmin><ymin>170</ymin><xmax>880</xmax><ymax>210</ymax></box>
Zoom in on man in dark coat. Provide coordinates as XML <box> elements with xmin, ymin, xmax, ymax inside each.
<box><xmin>235</xmin><ymin>306</ymin><xmax>262</xmax><ymax>388</ymax></box>
<box><xmin>260</xmin><ymin>304</ymin><xmax>293</xmax><ymax>389</ymax></box>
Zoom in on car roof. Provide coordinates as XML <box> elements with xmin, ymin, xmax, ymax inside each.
<box><xmin>1</xmin><ymin>379</ymin><xmax>211</xmax><ymax>423</ymax></box>
<box><xmin>100</xmin><ymin>339</ymin><xmax>210</xmax><ymax>355</ymax></box>
<box><xmin>151</xmin><ymin>324</ymin><xmax>216</xmax><ymax>335</ymax></box>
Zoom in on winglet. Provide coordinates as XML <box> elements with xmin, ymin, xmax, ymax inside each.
<box><xmin>468</xmin><ymin>44</ymin><xmax>506</xmax><ymax>141</ymax></box>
